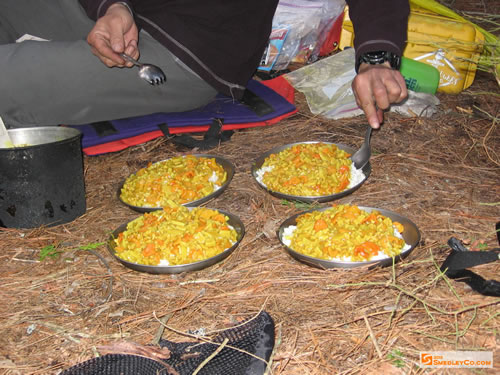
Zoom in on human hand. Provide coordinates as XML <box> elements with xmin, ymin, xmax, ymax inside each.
<box><xmin>86</xmin><ymin>3</ymin><xmax>139</xmax><ymax>67</ymax></box>
<box><xmin>352</xmin><ymin>63</ymin><xmax>408</xmax><ymax>129</ymax></box>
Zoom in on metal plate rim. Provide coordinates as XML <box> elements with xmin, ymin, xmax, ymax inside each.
<box><xmin>277</xmin><ymin>205</ymin><xmax>421</xmax><ymax>269</ymax></box>
<box><xmin>251</xmin><ymin>141</ymin><xmax>371</xmax><ymax>203</ymax></box>
<box><xmin>108</xmin><ymin>208</ymin><xmax>245</xmax><ymax>274</ymax></box>
<box><xmin>117</xmin><ymin>154</ymin><xmax>235</xmax><ymax>212</ymax></box>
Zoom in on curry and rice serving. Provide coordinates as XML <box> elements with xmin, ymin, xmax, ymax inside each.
<box><xmin>113</xmin><ymin>203</ymin><xmax>239</xmax><ymax>266</ymax></box>
<box><xmin>282</xmin><ymin>204</ymin><xmax>410</xmax><ymax>262</ymax></box>
<box><xmin>256</xmin><ymin>143</ymin><xmax>365</xmax><ymax>196</ymax></box>
<box><xmin>115</xmin><ymin>148</ymin><xmax>412</xmax><ymax>269</ymax></box>
<box><xmin>120</xmin><ymin>155</ymin><xmax>227</xmax><ymax>207</ymax></box>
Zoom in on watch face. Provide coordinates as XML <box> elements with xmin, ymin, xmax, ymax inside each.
<box><xmin>366</xmin><ymin>51</ymin><xmax>387</xmax><ymax>60</ymax></box>
<box><xmin>357</xmin><ymin>51</ymin><xmax>401</xmax><ymax>71</ymax></box>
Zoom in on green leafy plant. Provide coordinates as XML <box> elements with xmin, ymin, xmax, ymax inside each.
<box><xmin>477</xmin><ymin>242</ymin><xmax>489</xmax><ymax>251</ymax></box>
<box><xmin>387</xmin><ymin>349</ymin><xmax>406</xmax><ymax>368</ymax></box>
<box><xmin>280</xmin><ymin>199</ymin><xmax>316</xmax><ymax>210</ymax></box>
<box><xmin>39</xmin><ymin>241</ymin><xmax>105</xmax><ymax>261</ymax></box>
<box><xmin>77</xmin><ymin>242</ymin><xmax>105</xmax><ymax>250</ymax></box>
<box><xmin>39</xmin><ymin>244</ymin><xmax>62</xmax><ymax>261</ymax></box>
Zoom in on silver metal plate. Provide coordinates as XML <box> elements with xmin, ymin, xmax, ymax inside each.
<box><xmin>277</xmin><ymin>206</ymin><xmax>420</xmax><ymax>269</ymax></box>
<box><xmin>118</xmin><ymin>154</ymin><xmax>235</xmax><ymax>212</ymax></box>
<box><xmin>108</xmin><ymin>208</ymin><xmax>245</xmax><ymax>274</ymax></box>
<box><xmin>251</xmin><ymin>141</ymin><xmax>371</xmax><ymax>203</ymax></box>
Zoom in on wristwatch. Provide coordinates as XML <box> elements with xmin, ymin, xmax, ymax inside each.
<box><xmin>355</xmin><ymin>50</ymin><xmax>401</xmax><ymax>73</ymax></box>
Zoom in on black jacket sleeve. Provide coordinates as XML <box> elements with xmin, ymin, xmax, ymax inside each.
<box><xmin>346</xmin><ymin>0</ymin><xmax>410</xmax><ymax>61</ymax></box>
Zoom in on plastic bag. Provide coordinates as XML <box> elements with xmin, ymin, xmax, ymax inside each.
<box><xmin>284</xmin><ymin>47</ymin><xmax>357</xmax><ymax>117</ymax></box>
<box><xmin>259</xmin><ymin>0</ymin><xmax>345</xmax><ymax>72</ymax></box>
<box><xmin>285</xmin><ymin>48</ymin><xmax>440</xmax><ymax>120</ymax></box>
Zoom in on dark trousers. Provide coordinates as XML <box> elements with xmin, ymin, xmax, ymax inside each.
<box><xmin>0</xmin><ymin>0</ymin><xmax>217</xmax><ymax>127</ymax></box>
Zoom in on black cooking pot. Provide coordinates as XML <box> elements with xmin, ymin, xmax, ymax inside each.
<box><xmin>0</xmin><ymin>127</ymin><xmax>86</xmax><ymax>228</ymax></box>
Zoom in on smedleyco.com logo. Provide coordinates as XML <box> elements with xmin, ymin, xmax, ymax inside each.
<box><xmin>420</xmin><ymin>351</ymin><xmax>493</xmax><ymax>368</ymax></box>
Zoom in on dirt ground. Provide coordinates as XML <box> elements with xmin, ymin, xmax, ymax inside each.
<box><xmin>1</xmin><ymin>2</ymin><xmax>499</xmax><ymax>375</ymax></box>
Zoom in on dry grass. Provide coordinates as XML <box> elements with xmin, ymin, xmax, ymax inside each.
<box><xmin>1</xmin><ymin>2</ymin><xmax>499</xmax><ymax>373</ymax></box>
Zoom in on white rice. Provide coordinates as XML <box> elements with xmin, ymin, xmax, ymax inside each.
<box><xmin>255</xmin><ymin>166</ymin><xmax>274</xmax><ymax>186</ymax></box>
<box><xmin>348</xmin><ymin>164</ymin><xmax>366</xmax><ymax>189</ymax></box>
<box><xmin>209</xmin><ymin>171</ymin><xmax>221</xmax><ymax>191</ymax></box>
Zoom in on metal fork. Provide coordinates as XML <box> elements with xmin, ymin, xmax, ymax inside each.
<box><xmin>120</xmin><ymin>53</ymin><xmax>166</xmax><ymax>85</ymax></box>
<box><xmin>351</xmin><ymin>126</ymin><xmax>373</xmax><ymax>169</ymax></box>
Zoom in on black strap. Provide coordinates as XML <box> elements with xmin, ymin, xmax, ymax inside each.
<box><xmin>239</xmin><ymin>88</ymin><xmax>275</xmax><ymax>116</ymax></box>
<box><xmin>90</xmin><ymin>121</ymin><xmax>118</xmax><ymax>137</ymax></box>
<box><xmin>440</xmin><ymin>236</ymin><xmax>500</xmax><ymax>297</ymax></box>
<box><xmin>158</xmin><ymin>119</ymin><xmax>233</xmax><ymax>150</ymax></box>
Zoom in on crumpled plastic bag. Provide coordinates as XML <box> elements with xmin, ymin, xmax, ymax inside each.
<box><xmin>390</xmin><ymin>91</ymin><xmax>440</xmax><ymax>118</ymax></box>
<box><xmin>260</xmin><ymin>0</ymin><xmax>346</xmax><ymax>72</ymax></box>
<box><xmin>284</xmin><ymin>48</ymin><xmax>357</xmax><ymax>117</ymax></box>
<box><xmin>284</xmin><ymin>48</ymin><xmax>440</xmax><ymax>120</ymax></box>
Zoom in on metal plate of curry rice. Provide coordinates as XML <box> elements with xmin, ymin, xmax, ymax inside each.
<box><xmin>117</xmin><ymin>154</ymin><xmax>235</xmax><ymax>212</ymax></box>
<box><xmin>108</xmin><ymin>208</ymin><xmax>245</xmax><ymax>274</ymax></box>
<box><xmin>277</xmin><ymin>206</ymin><xmax>420</xmax><ymax>269</ymax></box>
<box><xmin>251</xmin><ymin>141</ymin><xmax>371</xmax><ymax>203</ymax></box>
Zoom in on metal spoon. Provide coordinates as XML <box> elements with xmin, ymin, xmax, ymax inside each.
<box><xmin>120</xmin><ymin>53</ymin><xmax>166</xmax><ymax>85</ymax></box>
<box><xmin>351</xmin><ymin>126</ymin><xmax>373</xmax><ymax>169</ymax></box>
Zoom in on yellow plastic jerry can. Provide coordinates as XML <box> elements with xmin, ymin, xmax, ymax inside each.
<box><xmin>338</xmin><ymin>5</ymin><xmax>485</xmax><ymax>94</ymax></box>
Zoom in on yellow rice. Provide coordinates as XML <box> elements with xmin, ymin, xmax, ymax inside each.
<box><xmin>114</xmin><ymin>203</ymin><xmax>239</xmax><ymax>266</ymax></box>
<box><xmin>260</xmin><ymin>143</ymin><xmax>353</xmax><ymax>196</ymax></box>
<box><xmin>284</xmin><ymin>204</ymin><xmax>406</xmax><ymax>262</ymax></box>
<box><xmin>120</xmin><ymin>155</ymin><xmax>227</xmax><ymax>207</ymax></box>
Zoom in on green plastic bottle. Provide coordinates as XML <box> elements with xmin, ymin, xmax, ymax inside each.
<box><xmin>400</xmin><ymin>56</ymin><xmax>440</xmax><ymax>94</ymax></box>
